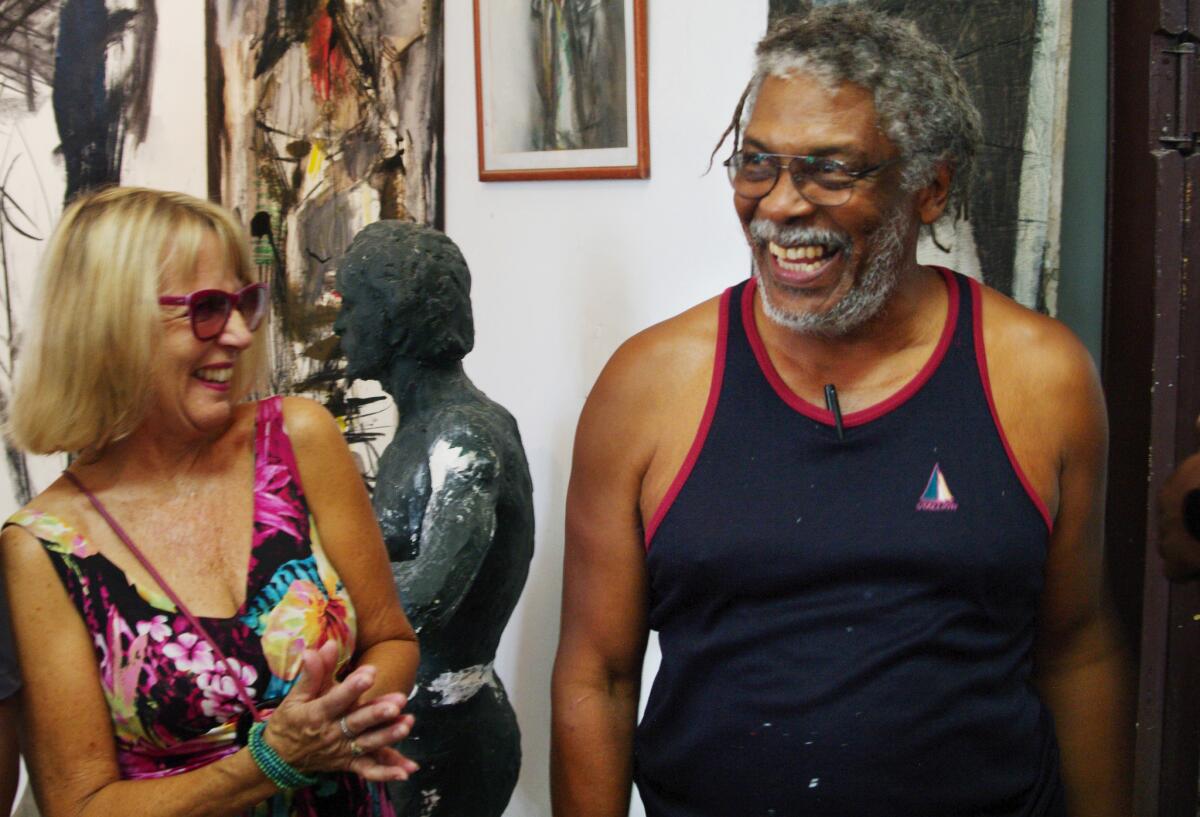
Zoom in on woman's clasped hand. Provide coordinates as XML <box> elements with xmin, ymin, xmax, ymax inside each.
<box><xmin>262</xmin><ymin>642</ymin><xmax>418</xmax><ymax>782</ymax></box>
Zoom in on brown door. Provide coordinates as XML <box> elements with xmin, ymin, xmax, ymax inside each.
<box><xmin>1106</xmin><ymin>1</ymin><xmax>1200</xmax><ymax>814</ymax></box>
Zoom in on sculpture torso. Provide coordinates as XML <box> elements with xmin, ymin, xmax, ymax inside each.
<box><xmin>373</xmin><ymin>372</ymin><xmax>534</xmax><ymax>817</ymax></box>
<box><xmin>334</xmin><ymin>220</ymin><xmax>533</xmax><ymax>817</ymax></box>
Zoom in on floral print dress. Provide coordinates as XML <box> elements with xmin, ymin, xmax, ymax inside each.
<box><xmin>5</xmin><ymin>397</ymin><xmax>395</xmax><ymax>816</ymax></box>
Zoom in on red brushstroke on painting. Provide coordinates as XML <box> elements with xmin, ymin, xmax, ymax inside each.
<box><xmin>308</xmin><ymin>8</ymin><xmax>346</xmax><ymax>101</ymax></box>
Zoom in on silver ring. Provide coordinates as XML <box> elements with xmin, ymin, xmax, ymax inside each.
<box><xmin>349</xmin><ymin>739</ymin><xmax>364</xmax><ymax>758</ymax></box>
<box><xmin>339</xmin><ymin>716</ymin><xmax>355</xmax><ymax>740</ymax></box>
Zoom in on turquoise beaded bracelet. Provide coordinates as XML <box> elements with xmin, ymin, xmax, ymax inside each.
<box><xmin>248</xmin><ymin>720</ymin><xmax>318</xmax><ymax>790</ymax></box>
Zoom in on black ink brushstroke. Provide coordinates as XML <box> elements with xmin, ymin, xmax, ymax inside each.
<box><xmin>0</xmin><ymin>168</ymin><xmax>32</xmax><ymax>506</ymax></box>
<box><xmin>254</xmin><ymin>0</ymin><xmax>321</xmax><ymax>78</ymax></box>
<box><xmin>53</xmin><ymin>0</ymin><xmax>156</xmax><ymax>202</ymax></box>
<box><xmin>0</xmin><ymin>0</ymin><xmax>57</xmax><ymax>108</ymax></box>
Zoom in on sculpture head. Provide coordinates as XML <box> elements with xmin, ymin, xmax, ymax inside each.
<box><xmin>334</xmin><ymin>220</ymin><xmax>475</xmax><ymax>383</ymax></box>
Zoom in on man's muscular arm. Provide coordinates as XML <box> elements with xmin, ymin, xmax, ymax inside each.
<box><xmin>553</xmin><ymin>299</ymin><xmax>718</xmax><ymax>817</ymax></box>
<box><xmin>551</xmin><ymin>333</ymin><xmax>656</xmax><ymax>817</ymax></box>
<box><xmin>998</xmin><ymin>310</ymin><xmax>1132</xmax><ymax>817</ymax></box>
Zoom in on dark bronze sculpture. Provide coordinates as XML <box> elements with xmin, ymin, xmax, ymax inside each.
<box><xmin>334</xmin><ymin>221</ymin><xmax>534</xmax><ymax>817</ymax></box>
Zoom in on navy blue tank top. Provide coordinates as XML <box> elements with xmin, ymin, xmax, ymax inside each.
<box><xmin>635</xmin><ymin>271</ymin><xmax>1065</xmax><ymax>817</ymax></box>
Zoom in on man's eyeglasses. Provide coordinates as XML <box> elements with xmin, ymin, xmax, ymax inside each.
<box><xmin>158</xmin><ymin>282</ymin><xmax>268</xmax><ymax>341</ymax></box>
<box><xmin>723</xmin><ymin>152</ymin><xmax>903</xmax><ymax>207</ymax></box>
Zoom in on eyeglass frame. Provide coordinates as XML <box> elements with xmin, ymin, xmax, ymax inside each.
<box><xmin>723</xmin><ymin>151</ymin><xmax>905</xmax><ymax>207</ymax></box>
<box><xmin>158</xmin><ymin>282</ymin><xmax>268</xmax><ymax>341</ymax></box>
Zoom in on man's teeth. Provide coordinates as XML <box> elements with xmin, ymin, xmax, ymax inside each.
<box><xmin>768</xmin><ymin>241</ymin><xmax>834</xmax><ymax>261</ymax></box>
<box><xmin>195</xmin><ymin>367</ymin><xmax>232</xmax><ymax>383</ymax></box>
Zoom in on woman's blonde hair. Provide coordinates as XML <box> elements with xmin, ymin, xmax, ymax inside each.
<box><xmin>8</xmin><ymin>186</ymin><xmax>267</xmax><ymax>454</ymax></box>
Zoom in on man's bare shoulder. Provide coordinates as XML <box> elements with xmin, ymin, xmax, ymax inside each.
<box><xmin>574</xmin><ymin>294</ymin><xmax>724</xmax><ymax>477</ymax></box>
<box><xmin>977</xmin><ymin>282</ymin><xmax>1105</xmax><ymax>471</ymax></box>
<box><xmin>977</xmin><ymin>283</ymin><xmax>1098</xmax><ymax>393</ymax></box>
<box><xmin>593</xmin><ymin>294</ymin><xmax>723</xmax><ymax>406</ymax></box>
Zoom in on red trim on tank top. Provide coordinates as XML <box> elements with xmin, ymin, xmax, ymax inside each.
<box><xmin>742</xmin><ymin>268</ymin><xmax>959</xmax><ymax>427</ymax></box>
<box><xmin>970</xmin><ymin>278</ymin><xmax>1054</xmax><ymax>534</ymax></box>
<box><xmin>644</xmin><ymin>289</ymin><xmax>731</xmax><ymax>551</ymax></box>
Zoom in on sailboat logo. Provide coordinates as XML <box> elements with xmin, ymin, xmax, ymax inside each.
<box><xmin>916</xmin><ymin>464</ymin><xmax>958</xmax><ymax>511</ymax></box>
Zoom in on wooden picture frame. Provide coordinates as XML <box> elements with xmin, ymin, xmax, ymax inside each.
<box><xmin>473</xmin><ymin>0</ymin><xmax>649</xmax><ymax>181</ymax></box>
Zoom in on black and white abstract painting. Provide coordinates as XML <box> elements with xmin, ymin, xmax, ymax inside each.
<box><xmin>0</xmin><ymin>0</ymin><xmax>158</xmax><ymax>507</ymax></box>
<box><xmin>767</xmin><ymin>0</ymin><xmax>1072</xmax><ymax>312</ymax></box>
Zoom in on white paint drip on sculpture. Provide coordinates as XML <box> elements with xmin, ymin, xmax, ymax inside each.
<box><xmin>428</xmin><ymin>438</ymin><xmax>479</xmax><ymax>494</ymax></box>
<box><xmin>413</xmin><ymin>662</ymin><xmax>500</xmax><ymax>707</ymax></box>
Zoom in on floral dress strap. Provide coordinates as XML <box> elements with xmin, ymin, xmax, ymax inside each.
<box><xmin>6</xmin><ymin>508</ymin><xmax>95</xmax><ymax>558</ymax></box>
<box><xmin>257</xmin><ymin>395</ymin><xmax>306</xmax><ymax>497</ymax></box>
<box><xmin>3</xmin><ymin>509</ymin><xmax>174</xmax><ymax>611</ymax></box>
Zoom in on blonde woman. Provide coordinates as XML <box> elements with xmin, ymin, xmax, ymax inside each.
<box><xmin>1</xmin><ymin>187</ymin><xmax>419</xmax><ymax>816</ymax></box>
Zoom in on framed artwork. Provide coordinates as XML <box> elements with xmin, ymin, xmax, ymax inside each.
<box><xmin>766</xmin><ymin>0</ymin><xmax>1072</xmax><ymax>313</ymax></box>
<box><xmin>473</xmin><ymin>0</ymin><xmax>649</xmax><ymax>181</ymax></box>
<box><xmin>207</xmin><ymin>0</ymin><xmax>444</xmax><ymax>477</ymax></box>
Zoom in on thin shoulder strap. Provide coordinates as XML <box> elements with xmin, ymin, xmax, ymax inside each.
<box><xmin>256</xmin><ymin>395</ymin><xmax>279</xmax><ymax>463</ymax></box>
<box><xmin>257</xmin><ymin>395</ymin><xmax>307</xmax><ymax>495</ymax></box>
<box><xmin>61</xmin><ymin>470</ymin><xmax>263</xmax><ymax>722</ymax></box>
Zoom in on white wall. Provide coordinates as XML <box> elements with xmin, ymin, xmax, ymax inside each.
<box><xmin>444</xmin><ymin>4</ymin><xmax>767</xmax><ymax>815</ymax></box>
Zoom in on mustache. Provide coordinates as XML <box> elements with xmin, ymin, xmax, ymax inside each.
<box><xmin>748</xmin><ymin>219</ymin><xmax>852</xmax><ymax>253</ymax></box>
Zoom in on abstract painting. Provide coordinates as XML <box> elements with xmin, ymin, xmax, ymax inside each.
<box><xmin>0</xmin><ymin>0</ymin><xmax>158</xmax><ymax>505</ymax></box>
<box><xmin>766</xmin><ymin>0</ymin><xmax>1072</xmax><ymax>312</ymax></box>
<box><xmin>474</xmin><ymin>0</ymin><xmax>648</xmax><ymax>180</ymax></box>
<box><xmin>207</xmin><ymin>0</ymin><xmax>444</xmax><ymax>474</ymax></box>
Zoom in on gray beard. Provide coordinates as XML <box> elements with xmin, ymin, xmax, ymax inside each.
<box><xmin>751</xmin><ymin>205</ymin><xmax>911</xmax><ymax>337</ymax></box>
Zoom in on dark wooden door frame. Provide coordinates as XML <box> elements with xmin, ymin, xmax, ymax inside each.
<box><xmin>1105</xmin><ymin>1</ymin><xmax>1200</xmax><ymax>814</ymax></box>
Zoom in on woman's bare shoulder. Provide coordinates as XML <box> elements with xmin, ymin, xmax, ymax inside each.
<box><xmin>276</xmin><ymin>395</ymin><xmax>340</xmax><ymax>443</ymax></box>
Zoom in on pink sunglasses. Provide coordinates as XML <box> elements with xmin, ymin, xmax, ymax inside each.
<box><xmin>158</xmin><ymin>283</ymin><xmax>268</xmax><ymax>341</ymax></box>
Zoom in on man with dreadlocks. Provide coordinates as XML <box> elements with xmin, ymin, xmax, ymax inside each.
<box><xmin>550</xmin><ymin>7</ymin><xmax>1129</xmax><ymax>817</ymax></box>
